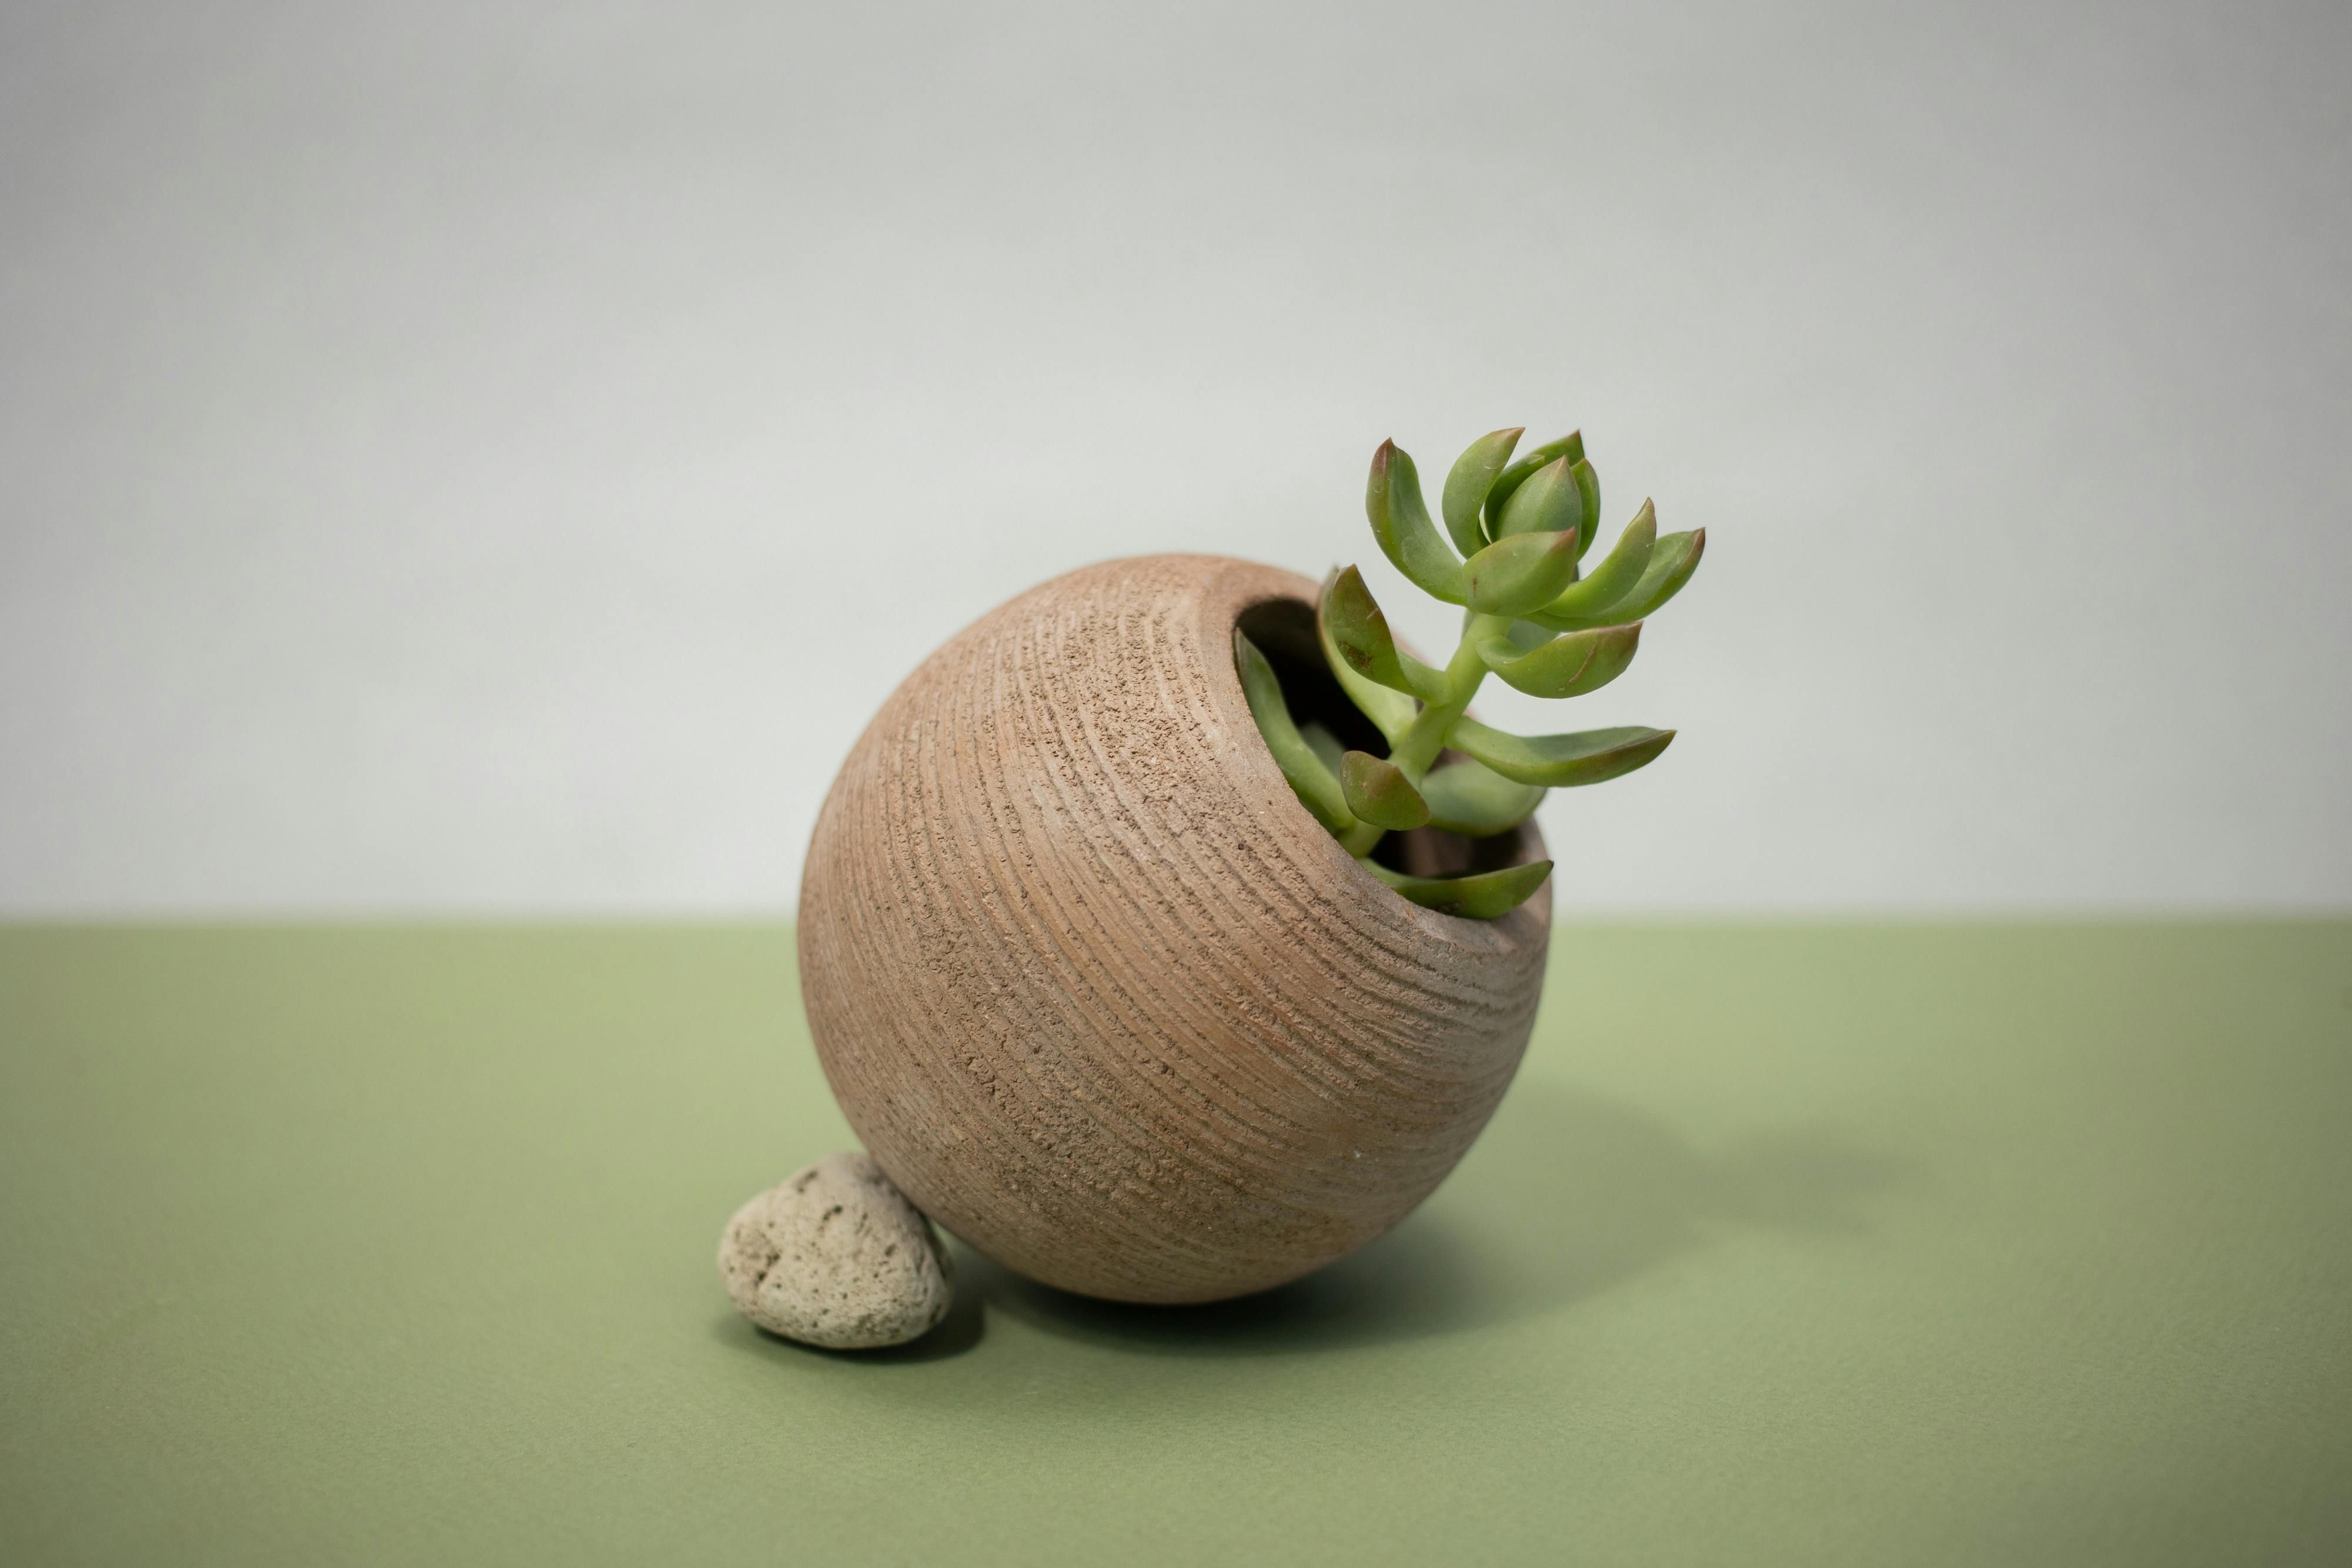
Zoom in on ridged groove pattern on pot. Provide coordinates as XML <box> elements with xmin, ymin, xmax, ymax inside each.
<box><xmin>797</xmin><ymin>554</ymin><xmax>1551</xmax><ymax>1303</ymax></box>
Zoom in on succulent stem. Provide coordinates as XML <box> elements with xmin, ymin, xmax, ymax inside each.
<box><xmin>1388</xmin><ymin>615</ymin><xmax>1505</xmax><ymax>782</ymax></box>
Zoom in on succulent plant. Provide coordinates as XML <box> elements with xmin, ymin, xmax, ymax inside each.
<box><xmin>1237</xmin><ymin>429</ymin><xmax>1705</xmax><ymax>918</ymax></box>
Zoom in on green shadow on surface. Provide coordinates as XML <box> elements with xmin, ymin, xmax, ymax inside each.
<box><xmin>947</xmin><ymin>1079</ymin><xmax>1909</xmax><ymax>1358</ymax></box>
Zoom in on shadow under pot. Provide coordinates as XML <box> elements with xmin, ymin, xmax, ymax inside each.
<box><xmin>797</xmin><ymin>553</ymin><xmax>1551</xmax><ymax>1304</ymax></box>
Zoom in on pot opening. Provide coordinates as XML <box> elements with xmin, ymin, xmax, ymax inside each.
<box><xmin>1234</xmin><ymin>596</ymin><xmax>1544</xmax><ymax>882</ymax></box>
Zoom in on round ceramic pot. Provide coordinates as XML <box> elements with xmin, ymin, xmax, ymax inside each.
<box><xmin>798</xmin><ymin>554</ymin><xmax>1551</xmax><ymax>1303</ymax></box>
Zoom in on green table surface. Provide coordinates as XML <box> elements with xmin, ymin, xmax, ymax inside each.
<box><xmin>3</xmin><ymin>922</ymin><xmax>2348</xmax><ymax>1565</ymax></box>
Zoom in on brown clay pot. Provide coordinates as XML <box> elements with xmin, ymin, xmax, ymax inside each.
<box><xmin>798</xmin><ymin>553</ymin><xmax>1551</xmax><ymax>1304</ymax></box>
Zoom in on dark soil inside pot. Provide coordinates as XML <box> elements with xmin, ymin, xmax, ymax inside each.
<box><xmin>1235</xmin><ymin>596</ymin><xmax>1545</xmax><ymax>882</ymax></box>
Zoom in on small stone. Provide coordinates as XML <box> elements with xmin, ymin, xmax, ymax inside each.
<box><xmin>717</xmin><ymin>1151</ymin><xmax>954</xmax><ymax>1350</ymax></box>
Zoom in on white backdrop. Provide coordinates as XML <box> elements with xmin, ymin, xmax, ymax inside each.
<box><xmin>4</xmin><ymin>1</ymin><xmax>2347</xmax><ymax>915</ymax></box>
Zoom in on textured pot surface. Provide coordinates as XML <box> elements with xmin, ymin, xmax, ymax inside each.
<box><xmin>797</xmin><ymin>553</ymin><xmax>1551</xmax><ymax>1303</ymax></box>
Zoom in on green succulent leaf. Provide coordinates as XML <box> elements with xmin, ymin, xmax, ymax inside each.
<box><xmin>1448</xmin><ymin>717</ymin><xmax>1675</xmax><ymax>787</ymax></box>
<box><xmin>1571</xmin><ymin>458</ymin><xmax>1602</xmax><ymax>561</ymax></box>
<box><xmin>1340</xmin><ymin>750</ymin><xmax>1432</xmax><ymax>831</ymax></box>
<box><xmin>1494</xmin><ymin>454</ymin><xmax>1585</xmax><ymax>541</ymax></box>
<box><xmin>1234</xmin><ymin>630</ymin><xmax>1358</xmax><ymax>834</ymax></box>
<box><xmin>1532</xmin><ymin>499</ymin><xmax>1656</xmax><ymax>623</ymax></box>
<box><xmin>1366</xmin><ymin>857</ymin><xmax>1555</xmax><ymax>919</ymax></box>
<box><xmin>1440</xmin><ymin>427</ymin><xmax>1524</xmax><ymax>555</ymax></box>
<box><xmin>1298</xmin><ymin>721</ymin><xmax>1347</xmax><ymax>780</ymax></box>
<box><xmin>1322</xmin><ymin>566</ymin><xmax>1451</xmax><ymax>703</ymax></box>
<box><xmin>1419</xmin><ymin>757</ymin><xmax>1547</xmax><ymax>837</ymax></box>
<box><xmin>1476</xmin><ymin>622</ymin><xmax>1643</xmax><ymax>699</ymax></box>
<box><xmin>1483</xmin><ymin>431</ymin><xmax>1582</xmax><ymax>533</ymax></box>
<box><xmin>1532</xmin><ymin>528</ymin><xmax>1706</xmax><ymax>632</ymax></box>
<box><xmin>1464</xmin><ymin>528</ymin><xmax>1581</xmax><ymax>617</ymax></box>
<box><xmin>1366</xmin><ymin>442</ymin><xmax>1468</xmax><ymax>604</ymax></box>
<box><xmin>1317</xmin><ymin>571</ymin><xmax>1418</xmax><ymax>745</ymax></box>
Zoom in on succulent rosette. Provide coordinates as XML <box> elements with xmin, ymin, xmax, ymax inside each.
<box><xmin>1237</xmin><ymin>428</ymin><xmax>1706</xmax><ymax>918</ymax></box>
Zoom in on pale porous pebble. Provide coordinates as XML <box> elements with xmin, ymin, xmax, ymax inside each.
<box><xmin>717</xmin><ymin>1152</ymin><xmax>954</xmax><ymax>1349</ymax></box>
